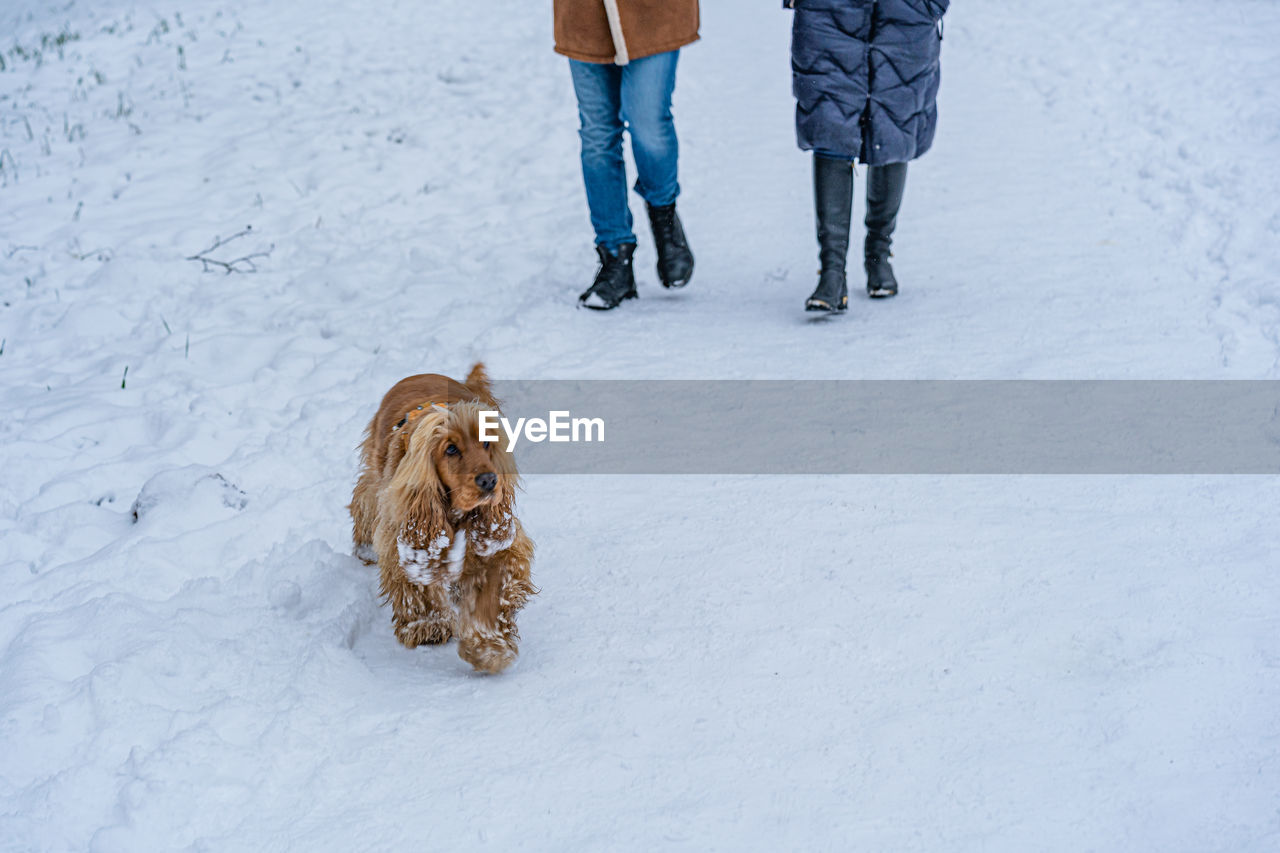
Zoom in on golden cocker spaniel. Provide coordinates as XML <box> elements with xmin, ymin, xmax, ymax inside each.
<box><xmin>350</xmin><ymin>363</ymin><xmax>536</xmax><ymax>674</ymax></box>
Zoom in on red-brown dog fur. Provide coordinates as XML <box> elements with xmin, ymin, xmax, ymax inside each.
<box><xmin>350</xmin><ymin>363</ymin><xmax>536</xmax><ymax>674</ymax></box>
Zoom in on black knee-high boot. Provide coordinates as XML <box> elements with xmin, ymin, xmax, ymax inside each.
<box><xmin>864</xmin><ymin>162</ymin><xmax>908</xmax><ymax>298</ymax></box>
<box><xmin>806</xmin><ymin>155</ymin><xmax>854</xmax><ymax>313</ymax></box>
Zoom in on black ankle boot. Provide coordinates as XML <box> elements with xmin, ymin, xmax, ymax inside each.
<box><xmin>864</xmin><ymin>162</ymin><xmax>907</xmax><ymax>298</ymax></box>
<box><xmin>806</xmin><ymin>155</ymin><xmax>854</xmax><ymax>313</ymax></box>
<box><xmin>646</xmin><ymin>203</ymin><xmax>694</xmax><ymax>288</ymax></box>
<box><xmin>579</xmin><ymin>243</ymin><xmax>638</xmax><ymax>310</ymax></box>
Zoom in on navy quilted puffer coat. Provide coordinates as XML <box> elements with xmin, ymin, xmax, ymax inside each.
<box><xmin>786</xmin><ymin>0</ymin><xmax>948</xmax><ymax>165</ymax></box>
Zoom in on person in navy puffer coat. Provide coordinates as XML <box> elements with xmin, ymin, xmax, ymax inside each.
<box><xmin>786</xmin><ymin>0</ymin><xmax>948</xmax><ymax>313</ymax></box>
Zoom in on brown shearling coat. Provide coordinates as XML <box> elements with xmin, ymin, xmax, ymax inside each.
<box><xmin>554</xmin><ymin>0</ymin><xmax>700</xmax><ymax>65</ymax></box>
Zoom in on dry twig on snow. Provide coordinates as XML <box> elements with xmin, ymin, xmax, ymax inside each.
<box><xmin>186</xmin><ymin>225</ymin><xmax>274</xmax><ymax>273</ymax></box>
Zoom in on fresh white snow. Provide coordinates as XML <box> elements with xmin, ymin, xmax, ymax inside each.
<box><xmin>2</xmin><ymin>0</ymin><xmax>1279</xmax><ymax>850</ymax></box>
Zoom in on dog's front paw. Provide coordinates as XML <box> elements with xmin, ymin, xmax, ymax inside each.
<box><xmin>395</xmin><ymin>615</ymin><xmax>454</xmax><ymax>648</ymax></box>
<box><xmin>458</xmin><ymin>632</ymin><xmax>518</xmax><ymax>674</ymax></box>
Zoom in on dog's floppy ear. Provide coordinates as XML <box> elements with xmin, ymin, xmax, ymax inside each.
<box><xmin>378</xmin><ymin>411</ymin><xmax>453</xmax><ymax>565</ymax></box>
<box><xmin>466</xmin><ymin>432</ymin><xmax>520</xmax><ymax>553</ymax></box>
<box><xmin>464</xmin><ymin>362</ymin><xmax>500</xmax><ymax>407</ymax></box>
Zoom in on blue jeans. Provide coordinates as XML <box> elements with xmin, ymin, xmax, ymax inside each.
<box><xmin>569</xmin><ymin>50</ymin><xmax>681</xmax><ymax>252</ymax></box>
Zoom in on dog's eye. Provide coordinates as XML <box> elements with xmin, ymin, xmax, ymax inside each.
<box><xmin>445</xmin><ymin>444</ymin><xmax>459</xmax><ymax>456</ymax></box>
<box><xmin>481</xmin><ymin>441</ymin><xmax>491</xmax><ymax>450</ymax></box>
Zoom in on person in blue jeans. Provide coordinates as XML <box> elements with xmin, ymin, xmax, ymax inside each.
<box><xmin>554</xmin><ymin>1</ymin><xmax>700</xmax><ymax>310</ymax></box>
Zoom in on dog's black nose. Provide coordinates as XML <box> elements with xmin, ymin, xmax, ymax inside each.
<box><xmin>475</xmin><ymin>472</ymin><xmax>497</xmax><ymax>493</ymax></box>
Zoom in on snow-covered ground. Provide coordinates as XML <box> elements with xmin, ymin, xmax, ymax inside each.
<box><xmin>3</xmin><ymin>1</ymin><xmax>1279</xmax><ymax>850</ymax></box>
